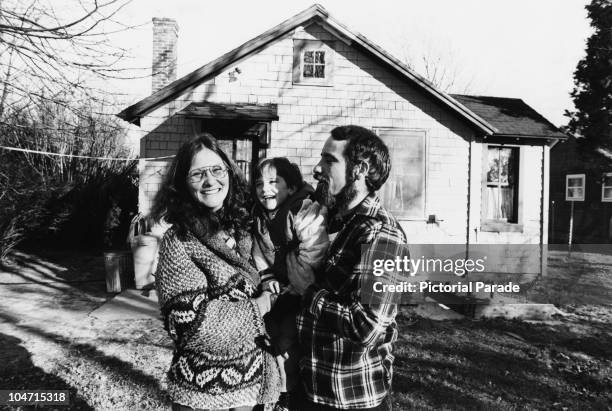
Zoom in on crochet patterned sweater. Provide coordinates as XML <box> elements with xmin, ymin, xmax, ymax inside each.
<box><xmin>155</xmin><ymin>227</ymin><xmax>282</xmax><ymax>409</ymax></box>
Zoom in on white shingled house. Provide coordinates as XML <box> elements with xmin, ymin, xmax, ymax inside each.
<box><xmin>117</xmin><ymin>4</ymin><xmax>566</xmax><ymax>253</ymax></box>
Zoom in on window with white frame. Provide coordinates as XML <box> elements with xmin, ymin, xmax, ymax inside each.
<box><xmin>602</xmin><ymin>172</ymin><xmax>612</xmax><ymax>202</ymax></box>
<box><xmin>376</xmin><ymin>129</ymin><xmax>426</xmax><ymax>219</ymax></box>
<box><xmin>566</xmin><ymin>174</ymin><xmax>585</xmax><ymax>201</ymax></box>
<box><xmin>293</xmin><ymin>40</ymin><xmax>334</xmax><ymax>85</ymax></box>
<box><xmin>483</xmin><ymin>146</ymin><xmax>519</xmax><ymax>224</ymax></box>
<box><xmin>303</xmin><ymin>49</ymin><xmax>326</xmax><ymax>78</ymax></box>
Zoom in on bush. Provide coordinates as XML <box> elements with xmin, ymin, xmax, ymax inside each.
<box><xmin>0</xmin><ymin>94</ymin><xmax>138</xmax><ymax>260</ymax></box>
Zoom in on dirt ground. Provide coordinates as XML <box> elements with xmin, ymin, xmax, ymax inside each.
<box><xmin>0</xmin><ymin>248</ymin><xmax>611</xmax><ymax>410</ymax></box>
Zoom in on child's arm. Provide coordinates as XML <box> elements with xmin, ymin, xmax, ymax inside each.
<box><xmin>252</xmin><ymin>237</ymin><xmax>279</xmax><ymax>292</ymax></box>
<box><xmin>285</xmin><ymin>199</ymin><xmax>329</xmax><ymax>295</ymax></box>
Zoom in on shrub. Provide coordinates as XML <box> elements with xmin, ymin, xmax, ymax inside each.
<box><xmin>0</xmin><ymin>93</ymin><xmax>138</xmax><ymax>259</ymax></box>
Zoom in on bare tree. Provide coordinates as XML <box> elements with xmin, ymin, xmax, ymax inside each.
<box><xmin>0</xmin><ymin>0</ymin><xmax>144</xmax><ymax>123</ymax></box>
<box><xmin>393</xmin><ymin>34</ymin><xmax>476</xmax><ymax>94</ymax></box>
<box><xmin>0</xmin><ymin>0</ymin><xmax>143</xmax><ymax>259</ymax></box>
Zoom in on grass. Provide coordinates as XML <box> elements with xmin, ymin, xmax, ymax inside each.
<box><xmin>0</xmin><ymin>249</ymin><xmax>611</xmax><ymax>410</ymax></box>
<box><xmin>391</xmin><ymin>306</ymin><xmax>612</xmax><ymax>410</ymax></box>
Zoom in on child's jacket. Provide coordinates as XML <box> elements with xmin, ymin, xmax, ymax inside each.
<box><xmin>252</xmin><ymin>183</ymin><xmax>328</xmax><ymax>295</ymax></box>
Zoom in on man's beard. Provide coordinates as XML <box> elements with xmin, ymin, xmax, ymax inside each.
<box><xmin>314</xmin><ymin>174</ymin><xmax>359</xmax><ymax>213</ymax></box>
<box><xmin>313</xmin><ymin>176</ymin><xmax>335</xmax><ymax>209</ymax></box>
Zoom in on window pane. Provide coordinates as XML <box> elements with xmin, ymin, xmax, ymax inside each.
<box><xmin>315</xmin><ymin>51</ymin><xmax>325</xmax><ymax>63</ymax></box>
<box><xmin>487</xmin><ymin>148</ymin><xmax>499</xmax><ymax>183</ymax></box>
<box><xmin>314</xmin><ymin>65</ymin><xmax>325</xmax><ymax>78</ymax></box>
<box><xmin>568</xmin><ymin>177</ymin><xmax>583</xmax><ymax>187</ymax></box>
<box><xmin>499</xmin><ymin>151</ymin><xmax>508</xmax><ymax>184</ymax></box>
<box><xmin>484</xmin><ymin>186</ymin><xmax>515</xmax><ymax>220</ymax></box>
<box><xmin>217</xmin><ymin>140</ymin><xmax>233</xmax><ymax>156</ymax></box>
<box><xmin>499</xmin><ymin>148</ymin><xmax>515</xmax><ymax>184</ymax></box>
<box><xmin>567</xmin><ymin>187</ymin><xmax>584</xmax><ymax>199</ymax></box>
<box><xmin>604</xmin><ymin>174</ymin><xmax>612</xmax><ymax>187</ymax></box>
<box><xmin>603</xmin><ymin>187</ymin><xmax>612</xmax><ymax>200</ymax></box>
<box><xmin>216</xmin><ymin>138</ymin><xmax>252</xmax><ymax>182</ymax></box>
<box><xmin>377</xmin><ymin>130</ymin><xmax>425</xmax><ymax>217</ymax></box>
<box><xmin>303</xmin><ymin>64</ymin><xmax>313</xmax><ymax>77</ymax></box>
<box><xmin>487</xmin><ymin>147</ymin><xmax>516</xmax><ymax>185</ymax></box>
<box><xmin>235</xmin><ymin>139</ymin><xmax>251</xmax><ymax>161</ymax></box>
<box><xmin>303</xmin><ymin>51</ymin><xmax>313</xmax><ymax>63</ymax></box>
<box><xmin>382</xmin><ymin>174</ymin><xmax>423</xmax><ymax>215</ymax></box>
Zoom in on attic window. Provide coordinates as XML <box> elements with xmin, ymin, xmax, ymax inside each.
<box><xmin>303</xmin><ymin>50</ymin><xmax>325</xmax><ymax>78</ymax></box>
<box><xmin>293</xmin><ymin>40</ymin><xmax>334</xmax><ymax>86</ymax></box>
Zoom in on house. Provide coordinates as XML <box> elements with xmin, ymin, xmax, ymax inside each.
<box><xmin>549</xmin><ymin>135</ymin><xmax>612</xmax><ymax>244</ymax></box>
<box><xmin>117</xmin><ymin>4</ymin><xmax>566</xmax><ymax>257</ymax></box>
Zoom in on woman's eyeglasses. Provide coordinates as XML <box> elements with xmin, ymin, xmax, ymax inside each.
<box><xmin>187</xmin><ymin>166</ymin><xmax>228</xmax><ymax>183</ymax></box>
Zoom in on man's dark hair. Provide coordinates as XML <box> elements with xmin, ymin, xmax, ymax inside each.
<box><xmin>254</xmin><ymin>157</ymin><xmax>304</xmax><ymax>191</ymax></box>
<box><xmin>330</xmin><ymin>125</ymin><xmax>391</xmax><ymax>192</ymax></box>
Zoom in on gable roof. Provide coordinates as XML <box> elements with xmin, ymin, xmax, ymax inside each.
<box><xmin>117</xmin><ymin>4</ymin><xmax>494</xmax><ymax>134</ymax></box>
<box><xmin>451</xmin><ymin>94</ymin><xmax>567</xmax><ymax>141</ymax></box>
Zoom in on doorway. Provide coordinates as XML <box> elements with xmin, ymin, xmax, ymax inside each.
<box><xmin>200</xmin><ymin>119</ymin><xmax>269</xmax><ymax>182</ymax></box>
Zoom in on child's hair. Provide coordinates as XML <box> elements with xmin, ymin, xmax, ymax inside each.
<box><xmin>254</xmin><ymin>157</ymin><xmax>304</xmax><ymax>191</ymax></box>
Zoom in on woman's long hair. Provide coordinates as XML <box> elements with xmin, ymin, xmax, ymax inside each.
<box><xmin>151</xmin><ymin>133</ymin><xmax>251</xmax><ymax>241</ymax></box>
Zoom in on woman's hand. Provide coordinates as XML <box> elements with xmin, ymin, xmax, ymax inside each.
<box><xmin>265</xmin><ymin>280</ymin><xmax>281</xmax><ymax>294</ymax></box>
<box><xmin>254</xmin><ymin>291</ymin><xmax>273</xmax><ymax>315</ymax></box>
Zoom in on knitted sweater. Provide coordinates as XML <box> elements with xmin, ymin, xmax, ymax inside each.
<box><xmin>155</xmin><ymin>227</ymin><xmax>282</xmax><ymax>409</ymax></box>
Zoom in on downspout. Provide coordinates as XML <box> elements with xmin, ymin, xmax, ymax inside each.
<box><xmin>465</xmin><ymin>138</ymin><xmax>473</xmax><ymax>302</ymax></box>
<box><xmin>466</xmin><ymin>138</ymin><xmax>472</xmax><ymax>249</ymax></box>
<box><xmin>539</xmin><ymin>144</ymin><xmax>547</xmax><ymax>277</ymax></box>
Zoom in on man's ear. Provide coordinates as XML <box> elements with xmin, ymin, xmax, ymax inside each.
<box><xmin>355</xmin><ymin>161</ymin><xmax>369</xmax><ymax>180</ymax></box>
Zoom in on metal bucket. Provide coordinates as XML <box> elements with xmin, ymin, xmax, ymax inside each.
<box><xmin>132</xmin><ymin>234</ymin><xmax>158</xmax><ymax>289</ymax></box>
<box><xmin>103</xmin><ymin>251</ymin><xmax>133</xmax><ymax>293</ymax></box>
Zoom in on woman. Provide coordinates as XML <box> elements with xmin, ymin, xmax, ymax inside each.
<box><xmin>151</xmin><ymin>133</ymin><xmax>281</xmax><ymax>411</ymax></box>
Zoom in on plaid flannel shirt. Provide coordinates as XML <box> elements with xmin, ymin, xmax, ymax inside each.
<box><xmin>297</xmin><ymin>193</ymin><xmax>408</xmax><ymax>409</ymax></box>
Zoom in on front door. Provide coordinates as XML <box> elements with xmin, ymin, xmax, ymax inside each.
<box><xmin>200</xmin><ymin>120</ymin><xmax>269</xmax><ymax>182</ymax></box>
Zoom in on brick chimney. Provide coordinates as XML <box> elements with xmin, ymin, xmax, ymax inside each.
<box><xmin>152</xmin><ymin>17</ymin><xmax>179</xmax><ymax>94</ymax></box>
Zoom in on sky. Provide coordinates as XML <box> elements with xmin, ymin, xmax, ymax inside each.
<box><xmin>111</xmin><ymin>0</ymin><xmax>593</xmax><ymax>128</ymax></box>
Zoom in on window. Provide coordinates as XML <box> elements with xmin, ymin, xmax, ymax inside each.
<box><xmin>376</xmin><ymin>129</ymin><xmax>426</xmax><ymax>219</ymax></box>
<box><xmin>482</xmin><ymin>146</ymin><xmax>519</xmax><ymax>226</ymax></box>
<box><xmin>602</xmin><ymin>172</ymin><xmax>612</xmax><ymax>202</ymax></box>
<box><xmin>303</xmin><ymin>50</ymin><xmax>325</xmax><ymax>78</ymax></box>
<box><xmin>293</xmin><ymin>40</ymin><xmax>334</xmax><ymax>85</ymax></box>
<box><xmin>566</xmin><ymin>174</ymin><xmax>585</xmax><ymax>201</ymax></box>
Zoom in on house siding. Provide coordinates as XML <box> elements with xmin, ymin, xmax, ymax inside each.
<box><xmin>135</xmin><ymin>23</ymin><xmax>544</xmax><ymax>246</ymax></box>
<box><xmin>549</xmin><ymin>138</ymin><xmax>612</xmax><ymax>243</ymax></box>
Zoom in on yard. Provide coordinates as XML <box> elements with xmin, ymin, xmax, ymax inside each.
<box><xmin>0</xmin><ymin>248</ymin><xmax>610</xmax><ymax>410</ymax></box>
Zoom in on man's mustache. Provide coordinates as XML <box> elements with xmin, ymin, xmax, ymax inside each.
<box><xmin>313</xmin><ymin>175</ymin><xmax>333</xmax><ymax>207</ymax></box>
<box><xmin>313</xmin><ymin>171</ymin><xmax>326</xmax><ymax>182</ymax></box>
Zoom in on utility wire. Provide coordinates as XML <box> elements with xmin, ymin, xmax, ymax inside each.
<box><xmin>0</xmin><ymin>145</ymin><xmax>175</xmax><ymax>161</ymax></box>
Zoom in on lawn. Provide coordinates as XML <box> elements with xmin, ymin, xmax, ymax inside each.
<box><xmin>0</xmin><ymin>249</ymin><xmax>610</xmax><ymax>410</ymax></box>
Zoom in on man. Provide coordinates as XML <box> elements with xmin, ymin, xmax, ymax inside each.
<box><xmin>297</xmin><ymin>125</ymin><xmax>407</xmax><ymax>410</ymax></box>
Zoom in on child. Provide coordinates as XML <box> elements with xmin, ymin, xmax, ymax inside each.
<box><xmin>252</xmin><ymin>157</ymin><xmax>328</xmax><ymax>410</ymax></box>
